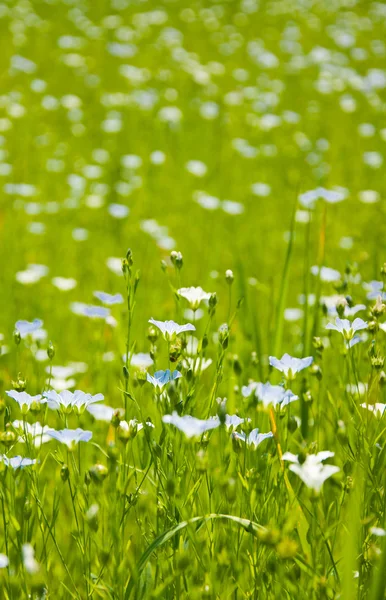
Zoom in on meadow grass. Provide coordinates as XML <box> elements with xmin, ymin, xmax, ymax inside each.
<box><xmin>0</xmin><ymin>0</ymin><xmax>385</xmax><ymax>598</ymax></box>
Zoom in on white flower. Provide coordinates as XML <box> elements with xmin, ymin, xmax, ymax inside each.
<box><xmin>12</xmin><ymin>421</ymin><xmax>52</xmax><ymax>447</ymax></box>
<box><xmin>370</xmin><ymin>527</ymin><xmax>386</xmax><ymax>537</ymax></box>
<box><xmin>360</xmin><ymin>403</ymin><xmax>385</xmax><ymax>417</ymax></box>
<box><xmin>127</xmin><ymin>352</ymin><xmax>154</xmax><ymax>369</ymax></box>
<box><xmin>22</xmin><ymin>544</ymin><xmax>39</xmax><ymax>574</ymax></box>
<box><xmin>243</xmin><ymin>381</ymin><xmax>299</xmax><ymax>408</ymax></box>
<box><xmin>46</xmin><ymin>428</ymin><xmax>92</xmax><ymax>448</ymax></box>
<box><xmin>162</xmin><ymin>412</ymin><xmax>220</xmax><ymax>438</ymax></box>
<box><xmin>183</xmin><ymin>356</ymin><xmax>212</xmax><ymax>374</ymax></box>
<box><xmin>0</xmin><ymin>554</ymin><xmax>9</xmax><ymax>568</ymax></box>
<box><xmin>232</xmin><ymin>429</ymin><xmax>273</xmax><ymax>449</ymax></box>
<box><xmin>15</xmin><ymin>319</ymin><xmax>43</xmax><ymax>338</ymax></box>
<box><xmin>87</xmin><ymin>404</ymin><xmax>124</xmax><ymax>422</ymax></box>
<box><xmin>147</xmin><ymin>369</ymin><xmax>182</xmax><ymax>390</ymax></box>
<box><xmin>6</xmin><ymin>391</ymin><xmax>46</xmax><ymax>412</ymax></box>
<box><xmin>93</xmin><ymin>291</ymin><xmax>124</xmax><ymax>305</ymax></box>
<box><xmin>178</xmin><ymin>286</ymin><xmax>212</xmax><ymax>310</ymax></box>
<box><xmin>282</xmin><ymin>451</ymin><xmax>339</xmax><ymax>493</ymax></box>
<box><xmin>311</xmin><ymin>266</ymin><xmax>341</xmax><ymax>282</ymax></box>
<box><xmin>1</xmin><ymin>455</ymin><xmax>37</xmax><ymax>469</ymax></box>
<box><xmin>224</xmin><ymin>415</ymin><xmax>248</xmax><ymax>430</ymax></box>
<box><xmin>43</xmin><ymin>390</ymin><xmax>104</xmax><ymax>413</ymax></box>
<box><xmin>52</xmin><ymin>277</ymin><xmax>77</xmax><ymax>291</ymax></box>
<box><xmin>148</xmin><ymin>318</ymin><xmax>195</xmax><ymax>341</ymax></box>
<box><xmin>326</xmin><ymin>317</ymin><xmax>367</xmax><ymax>347</ymax></box>
<box><xmin>269</xmin><ymin>354</ymin><xmax>313</xmax><ymax>378</ymax></box>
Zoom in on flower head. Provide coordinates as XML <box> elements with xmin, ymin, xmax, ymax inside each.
<box><xmin>162</xmin><ymin>412</ymin><xmax>220</xmax><ymax>438</ymax></box>
<box><xmin>269</xmin><ymin>354</ymin><xmax>313</xmax><ymax>379</ymax></box>
<box><xmin>147</xmin><ymin>369</ymin><xmax>182</xmax><ymax>391</ymax></box>
<box><xmin>360</xmin><ymin>403</ymin><xmax>386</xmax><ymax>417</ymax></box>
<box><xmin>6</xmin><ymin>390</ymin><xmax>46</xmax><ymax>413</ymax></box>
<box><xmin>326</xmin><ymin>317</ymin><xmax>367</xmax><ymax>348</ymax></box>
<box><xmin>177</xmin><ymin>287</ymin><xmax>212</xmax><ymax>310</ymax></box>
<box><xmin>282</xmin><ymin>451</ymin><xmax>339</xmax><ymax>493</ymax></box>
<box><xmin>93</xmin><ymin>291</ymin><xmax>124</xmax><ymax>305</ymax></box>
<box><xmin>232</xmin><ymin>429</ymin><xmax>273</xmax><ymax>449</ymax></box>
<box><xmin>1</xmin><ymin>455</ymin><xmax>37</xmax><ymax>469</ymax></box>
<box><xmin>148</xmin><ymin>318</ymin><xmax>195</xmax><ymax>341</ymax></box>
<box><xmin>43</xmin><ymin>390</ymin><xmax>104</xmax><ymax>413</ymax></box>
<box><xmin>12</xmin><ymin>421</ymin><xmax>52</xmax><ymax>447</ymax></box>
<box><xmin>242</xmin><ymin>381</ymin><xmax>298</xmax><ymax>408</ymax></box>
<box><xmin>15</xmin><ymin>319</ymin><xmax>43</xmax><ymax>338</ymax></box>
<box><xmin>46</xmin><ymin>428</ymin><xmax>92</xmax><ymax>449</ymax></box>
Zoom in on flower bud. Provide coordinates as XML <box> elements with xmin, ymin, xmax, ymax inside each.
<box><xmin>13</xmin><ymin>330</ymin><xmax>21</xmax><ymax>345</ymax></box>
<box><xmin>225</xmin><ymin>269</ymin><xmax>234</xmax><ymax>285</ymax></box>
<box><xmin>310</xmin><ymin>364</ymin><xmax>322</xmax><ymax>380</ymax></box>
<box><xmin>170</xmin><ymin>251</ymin><xmax>183</xmax><ymax>270</ymax></box>
<box><xmin>371</xmin><ymin>356</ymin><xmax>384</xmax><ymax>370</ymax></box>
<box><xmin>60</xmin><ymin>464</ymin><xmax>69</xmax><ymax>482</ymax></box>
<box><xmin>24</xmin><ymin>500</ymin><xmax>32</xmax><ymax>520</ymax></box>
<box><xmin>147</xmin><ymin>326</ymin><xmax>159</xmax><ymax>344</ymax></box>
<box><xmin>89</xmin><ymin>463</ymin><xmax>109</xmax><ymax>484</ymax></box>
<box><xmin>0</xmin><ymin>430</ymin><xmax>16</xmax><ymax>447</ymax></box>
<box><xmin>218</xmin><ymin>324</ymin><xmax>229</xmax><ymax>349</ymax></box>
<box><xmin>312</xmin><ymin>336</ymin><xmax>324</xmax><ymax>353</ymax></box>
<box><xmin>12</xmin><ymin>375</ymin><xmax>26</xmax><ymax>392</ymax></box>
<box><xmin>47</xmin><ymin>341</ymin><xmax>55</xmax><ymax>360</ymax></box>
<box><xmin>85</xmin><ymin>504</ymin><xmax>99</xmax><ymax>532</ymax></box>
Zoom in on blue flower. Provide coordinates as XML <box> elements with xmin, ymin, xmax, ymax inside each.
<box><xmin>93</xmin><ymin>291</ymin><xmax>124</xmax><ymax>305</ymax></box>
<box><xmin>326</xmin><ymin>317</ymin><xmax>367</xmax><ymax>348</ymax></box>
<box><xmin>1</xmin><ymin>455</ymin><xmax>37</xmax><ymax>469</ymax></box>
<box><xmin>147</xmin><ymin>369</ymin><xmax>182</xmax><ymax>390</ymax></box>
<box><xmin>70</xmin><ymin>302</ymin><xmax>110</xmax><ymax>319</ymax></box>
<box><xmin>15</xmin><ymin>319</ymin><xmax>43</xmax><ymax>338</ymax></box>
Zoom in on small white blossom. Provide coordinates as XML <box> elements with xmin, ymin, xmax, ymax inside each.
<box><xmin>148</xmin><ymin>318</ymin><xmax>195</xmax><ymax>341</ymax></box>
<box><xmin>269</xmin><ymin>354</ymin><xmax>313</xmax><ymax>378</ymax></box>
<box><xmin>282</xmin><ymin>451</ymin><xmax>339</xmax><ymax>493</ymax></box>
<box><xmin>178</xmin><ymin>286</ymin><xmax>212</xmax><ymax>310</ymax></box>
<box><xmin>162</xmin><ymin>412</ymin><xmax>220</xmax><ymax>438</ymax></box>
<box><xmin>232</xmin><ymin>429</ymin><xmax>273</xmax><ymax>449</ymax></box>
<box><xmin>46</xmin><ymin>428</ymin><xmax>92</xmax><ymax>448</ymax></box>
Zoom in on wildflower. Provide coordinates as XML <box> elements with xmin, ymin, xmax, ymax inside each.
<box><xmin>70</xmin><ymin>302</ymin><xmax>110</xmax><ymax>319</ymax></box>
<box><xmin>311</xmin><ymin>266</ymin><xmax>341</xmax><ymax>282</ymax></box>
<box><xmin>177</xmin><ymin>286</ymin><xmax>212</xmax><ymax>310</ymax></box>
<box><xmin>147</xmin><ymin>369</ymin><xmax>182</xmax><ymax>390</ymax></box>
<box><xmin>126</xmin><ymin>352</ymin><xmax>154</xmax><ymax>369</ymax></box>
<box><xmin>43</xmin><ymin>389</ymin><xmax>104</xmax><ymax>413</ymax></box>
<box><xmin>15</xmin><ymin>319</ymin><xmax>43</xmax><ymax>338</ymax></box>
<box><xmin>183</xmin><ymin>356</ymin><xmax>213</xmax><ymax>374</ymax></box>
<box><xmin>93</xmin><ymin>291</ymin><xmax>124</xmax><ymax>305</ymax></box>
<box><xmin>6</xmin><ymin>391</ymin><xmax>46</xmax><ymax>413</ymax></box>
<box><xmin>162</xmin><ymin>412</ymin><xmax>220</xmax><ymax>438</ymax></box>
<box><xmin>1</xmin><ymin>455</ymin><xmax>37</xmax><ymax>469</ymax></box>
<box><xmin>232</xmin><ymin>429</ymin><xmax>273</xmax><ymax>449</ymax></box>
<box><xmin>22</xmin><ymin>544</ymin><xmax>39</xmax><ymax>574</ymax></box>
<box><xmin>12</xmin><ymin>421</ymin><xmax>52</xmax><ymax>446</ymax></box>
<box><xmin>360</xmin><ymin>403</ymin><xmax>385</xmax><ymax>417</ymax></box>
<box><xmin>46</xmin><ymin>428</ymin><xmax>92</xmax><ymax>448</ymax></box>
<box><xmin>87</xmin><ymin>404</ymin><xmax>124</xmax><ymax>422</ymax></box>
<box><xmin>243</xmin><ymin>381</ymin><xmax>298</xmax><ymax>408</ymax></box>
<box><xmin>282</xmin><ymin>451</ymin><xmax>340</xmax><ymax>493</ymax></box>
<box><xmin>0</xmin><ymin>554</ymin><xmax>9</xmax><ymax>568</ymax></box>
<box><xmin>52</xmin><ymin>276</ymin><xmax>77</xmax><ymax>291</ymax></box>
<box><xmin>148</xmin><ymin>318</ymin><xmax>195</xmax><ymax>341</ymax></box>
<box><xmin>326</xmin><ymin>317</ymin><xmax>367</xmax><ymax>348</ymax></box>
<box><xmin>269</xmin><ymin>354</ymin><xmax>313</xmax><ymax>379</ymax></box>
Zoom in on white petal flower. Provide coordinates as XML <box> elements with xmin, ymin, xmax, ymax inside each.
<box><xmin>269</xmin><ymin>354</ymin><xmax>313</xmax><ymax>378</ymax></box>
<box><xmin>232</xmin><ymin>429</ymin><xmax>273</xmax><ymax>449</ymax></box>
<box><xmin>178</xmin><ymin>287</ymin><xmax>212</xmax><ymax>310</ymax></box>
<box><xmin>360</xmin><ymin>403</ymin><xmax>386</xmax><ymax>417</ymax></box>
<box><xmin>148</xmin><ymin>318</ymin><xmax>195</xmax><ymax>341</ymax></box>
<box><xmin>283</xmin><ymin>451</ymin><xmax>339</xmax><ymax>493</ymax></box>
<box><xmin>326</xmin><ymin>317</ymin><xmax>367</xmax><ymax>347</ymax></box>
<box><xmin>43</xmin><ymin>390</ymin><xmax>104</xmax><ymax>412</ymax></box>
<box><xmin>6</xmin><ymin>391</ymin><xmax>46</xmax><ymax>411</ymax></box>
<box><xmin>162</xmin><ymin>412</ymin><xmax>220</xmax><ymax>438</ymax></box>
<box><xmin>87</xmin><ymin>404</ymin><xmax>124</xmax><ymax>422</ymax></box>
<box><xmin>12</xmin><ymin>421</ymin><xmax>52</xmax><ymax>447</ymax></box>
<box><xmin>0</xmin><ymin>554</ymin><xmax>9</xmax><ymax>568</ymax></box>
<box><xmin>46</xmin><ymin>428</ymin><xmax>92</xmax><ymax>448</ymax></box>
<box><xmin>22</xmin><ymin>544</ymin><xmax>40</xmax><ymax>574</ymax></box>
<box><xmin>1</xmin><ymin>455</ymin><xmax>37</xmax><ymax>469</ymax></box>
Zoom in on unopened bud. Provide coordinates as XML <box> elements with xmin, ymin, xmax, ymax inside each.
<box><xmin>47</xmin><ymin>341</ymin><xmax>55</xmax><ymax>360</ymax></box>
<box><xmin>225</xmin><ymin>270</ymin><xmax>234</xmax><ymax>285</ymax></box>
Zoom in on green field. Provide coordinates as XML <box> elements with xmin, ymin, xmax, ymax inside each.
<box><xmin>0</xmin><ymin>0</ymin><xmax>386</xmax><ymax>598</ymax></box>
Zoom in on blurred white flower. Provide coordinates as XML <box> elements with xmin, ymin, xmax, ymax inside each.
<box><xmin>282</xmin><ymin>451</ymin><xmax>339</xmax><ymax>493</ymax></box>
<box><xmin>148</xmin><ymin>318</ymin><xmax>195</xmax><ymax>341</ymax></box>
<box><xmin>46</xmin><ymin>428</ymin><xmax>92</xmax><ymax>448</ymax></box>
